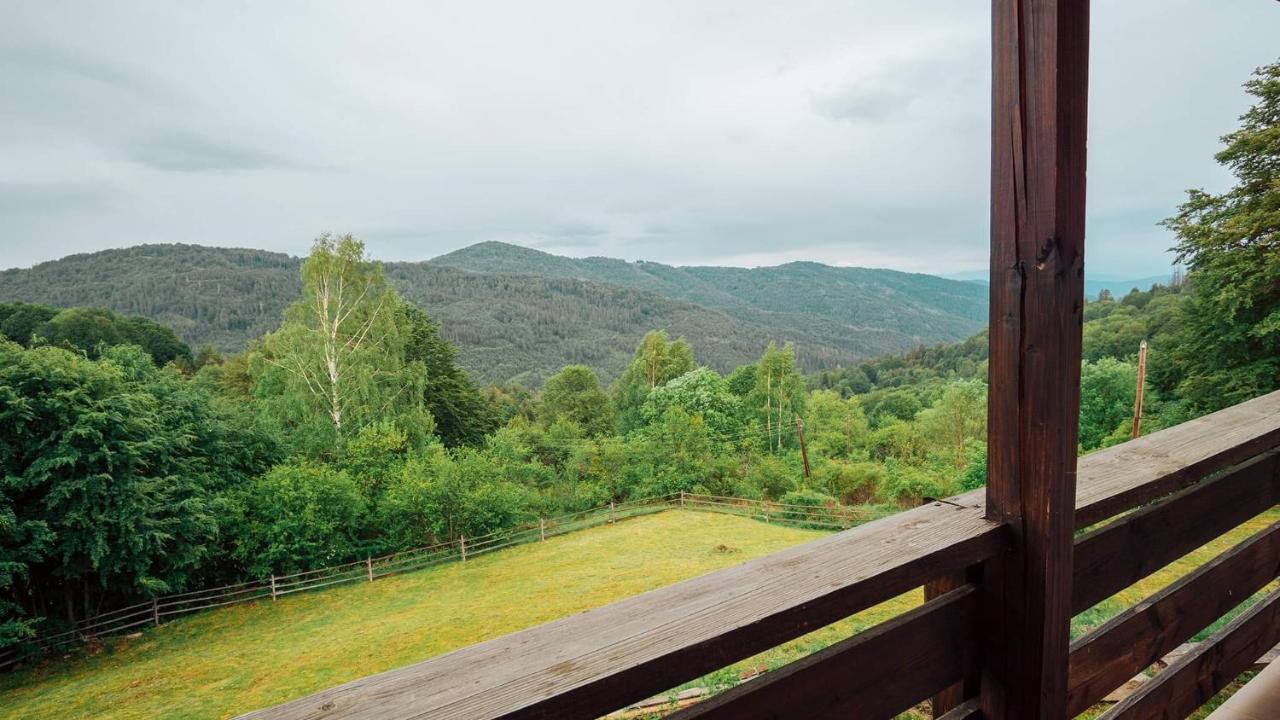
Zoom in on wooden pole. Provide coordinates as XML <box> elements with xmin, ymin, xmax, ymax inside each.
<box><xmin>1131</xmin><ymin>339</ymin><xmax>1148</xmax><ymax>439</ymax></box>
<box><xmin>609</xmin><ymin>499</ymin><xmax>615</xmax><ymax>524</ymax></box>
<box><xmin>983</xmin><ymin>1</ymin><xmax>1089</xmax><ymax>718</ymax></box>
<box><xmin>794</xmin><ymin>416</ymin><xmax>812</xmax><ymax>480</ymax></box>
<box><xmin>270</xmin><ymin>574</ymin><xmax>277</xmax><ymax>601</ymax></box>
<box><xmin>366</xmin><ymin>556</ymin><xmax>374</xmax><ymax>582</ymax></box>
<box><xmin>460</xmin><ymin>535</ymin><xmax>467</xmax><ymax>563</ymax></box>
<box><xmin>540</xmin><ymin>517</ymin><xmax>546</xmax><ymax>542</ymax></box>
<box><xmin>152</xmin><ymin>597</ymin><xmax>160</xmax><ymax>627</ymax></box>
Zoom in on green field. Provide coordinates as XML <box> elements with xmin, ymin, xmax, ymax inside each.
<box><xmin>2</xmin><ymin>508</ymin><xmax>1275</xmax><ymax>719</ymax></box>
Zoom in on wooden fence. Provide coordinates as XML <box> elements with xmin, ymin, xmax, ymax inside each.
<box><xmin>0</xmin><ymin>491</ymin><xmax>868</xmax><ymax>671</ymax></box>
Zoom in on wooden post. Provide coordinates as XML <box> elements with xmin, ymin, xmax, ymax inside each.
<box><xmin>151</xmin><ymin>597</ymin><xmax>160</xmax><ymax>627</ymax></box>
<box><xmin>460</xmin><ymin>535</ymin><xmax>467</xmax><ymax>563</ymax></box>
<box><xmin>984</xmin><ymin>1</ymin><xmax>1089</xmax><ymax>718</ymax></box>
<box><xmin>679</xmin><ymin>490</ymin><xmax>685</xmax><ymax>507</ymax></box>
<box><xmin>795</xmin><ymin>416</ymin><xmax>812</xmax><ymax>480</ymax></box>
<box><xmin>540</xmin><ymin>517</ymin><xmax>546</xmax><ymax>542</ymax></box>
<box><xmin>609</xmin><ymin>499</ymin><xmax>615</xmax><ymax>524</ymax></box>
<box><xmin>1131</xmin><ymin>339</ymin><xmax>1148</xmax><ymax>439</ymax></box>
<box><xmin>270</xmin><ymin>574</ymin><xmax>277</xmax><ymax>601</ymax></box>
<box><xmin>366</xmin><ymin>556</ymin><xmax>374</xmax><ymax>582</ymax></box>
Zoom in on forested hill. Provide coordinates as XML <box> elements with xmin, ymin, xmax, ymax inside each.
<box><xmin>430</xmin><ymin>241</ymin><xmax>988</xmax><ymax>338</ymax></box>
<box><xmin>0</xmin><ymin>242</ymin><xmax>987</xmax><ymax>384</ymax></box>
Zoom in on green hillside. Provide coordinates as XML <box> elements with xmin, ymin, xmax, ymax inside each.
<box><xmin>0</xmin><ymin>242</ymin><xmax>987</xmax><ymax>384</ymax></box>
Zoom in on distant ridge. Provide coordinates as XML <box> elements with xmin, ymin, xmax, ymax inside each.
<box><xmin>0</xmin><ymin>242</ymin><xmax>989</xmax><ymax>384</ymax></box>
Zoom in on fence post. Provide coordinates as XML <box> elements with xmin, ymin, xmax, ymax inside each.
<box><xmin>679</xmin><ymin>490</ymin><xmax>685</xmax><ymax>507</ymax></box>
<box><xmin>151</xmin><ymin>597</ymin><xmax>160</xmax><ymax>627</ymax></box>
<box><xmin>460</xmin><ymin>535</ymin><xmax>467</xmax><ymax>563</ymax></box>
<box><xmin>366</xmin><ymin>556</ymin><xmax>374</xmax><ymax>582</ymax></box>
<box><xmin>270</xmin><ymin>574</ymin><xmax>277</xmax><ymax>601</ymax></box>
<box><xmin>609</xmin><ymin>500</ymin><xmax>615</xmax><ymax>524</ymax></box>
<box><xmin>540</xmin><ymin>517</ymin><xmax>546</xmax><ymax>542</ymax></box>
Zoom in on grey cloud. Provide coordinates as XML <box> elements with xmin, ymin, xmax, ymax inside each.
<box><xmin>0</xmin><ymin>0</ymin><xmax>1275</xmax><ymax>276</ymax></box>
<box><xmin>122</xmin><ymin>132</ymin><xmax>306</xmax><ymax>173</ymax></box>
<box><xmin>0</xmin><ymin>181</ymin><xmax>119</xmax><ymax>214</ymax></box>
<box><xmin>813</xmin><ymin>87</ymin><xmax>912</xmax><ymax>123</ymax></box>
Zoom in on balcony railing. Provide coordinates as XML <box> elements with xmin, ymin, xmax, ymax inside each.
<box><xmin>240</xmin><ymin>389</ymin><xmax>1280</xmax><ymax>719</ymax></box>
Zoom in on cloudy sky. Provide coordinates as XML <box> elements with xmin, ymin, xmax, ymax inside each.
<box><xmin>2</xmin><ymin>1</ymin><xmax>1276</xmax><ymax>277</ymax></box>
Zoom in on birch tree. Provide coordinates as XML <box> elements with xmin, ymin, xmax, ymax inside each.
<box><xmin>255</xmin><ymin>234</ymin><xmax>431</xmax><ymax>455</ymax></box>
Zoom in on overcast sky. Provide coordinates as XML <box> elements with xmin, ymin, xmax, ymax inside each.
<box><xmin>2</xmin><ymin>1</ymin><xmax>1276</xmax><ymax>277</ymax></box>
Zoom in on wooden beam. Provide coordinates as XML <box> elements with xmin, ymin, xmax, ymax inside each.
<box><xmin>1068</xmin><ymin>519</ymin><xmax>1280</xmax><ymax>715</ymax></box>
<box><xmin>984</xmin><ymin>1</ymin><xmax>1089</xmax><ymax>718</ymax></box>
<box><xmin>1098</xmin><ymin>588</ymin><xmax>1280</xmax><ymax>719</ymax></box>
<box><xmin>1071</xmin><ymin>452</ymin><xmax>1280</xmax><ymax>614</ymax></box>
<box><xmin>667</xmin><ymin>586</ymin><xmax>980</xmax><ymax>720</ymax></box>
<box><xmin>925</xmin><ymin>569</ymin><xmax>982</xmax><ymax>716</ymax></box>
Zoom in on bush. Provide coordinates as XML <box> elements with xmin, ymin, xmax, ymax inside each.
<box><xmin>777</xmin><ymin>489</ymin><xmax>837</xmax><ymax>527</ymax></box>
<box><xmin>232</xmin><ymin>462</ymin><xmax>366</xmax><ymax>576</ymax></box>
<box><xmin>813</xmin><ymin>459</ymin><xmax>883</xmax><ymax>504</ymax></box>
<box><xmin>883</xmin><ymin>460</ymin><xmax>947</xmax><ymax>507</ymax></box>
<box><xmin>746</xmin><ymin>453</ymin><xmax>800</xmax><ymax>500</ymax></box>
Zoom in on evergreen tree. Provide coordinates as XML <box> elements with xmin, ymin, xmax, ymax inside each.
<box><xmin>1162</xmin><ymin>61</ymin><xmax>1280</xmax><ymax>411</ymax></box>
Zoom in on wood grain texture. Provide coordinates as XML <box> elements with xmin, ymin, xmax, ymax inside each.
<box><xmin>1098</xmin><ymin>588</ymin><xmax>1280</xmax><ymax>720</ymax></box>
<box><xmin>983</xmin><ymin>0</ymin><xmax>1089</xmax><ymax>717</ymax></box>
<box><xmin>926</xmin><ymin>570</ymin><xmax>981</xmax><ymax>716</ymax></box>
<box><xmin>1072</xmin><ymin>452</ymin><xmax>1280</xmax><ymax>614</ymax></box>
<box><xmin>666</xmin><ymin>586</ymin><xmax>980</xmax><ymax>720</ymax></box>
<box><xmin>238</xmin><ymin>501</ymin><xmax>1004</xmax><ymax>720</ymax></box>
<box><xmin>1068</xmin><ymin>519</ymin><xmax>1280</xmax><ymax>715</ymax></box>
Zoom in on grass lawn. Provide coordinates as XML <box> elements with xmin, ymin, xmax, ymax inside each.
<box><xmin>0</xmin><ymin>510</ymin><xmax>836</xmax><ymax>720</ymax></box>
<box><xmin>3</xmin><ymin>508</ymin><xmax>1276</xmax><ymax>719</ymax></box>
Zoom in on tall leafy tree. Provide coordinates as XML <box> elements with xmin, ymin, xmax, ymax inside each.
<box><xmin>612</xmin><ymin>331</ymin><xmax>695</xmax><ymax>434</ymax></box>
<box><xmin>1162</xmin><ymin>61</ymin><xmax>1280</xmax><ymax>411</ymax></box>
<box><xmin>253</xmin><ymin>234</ymin><xmax>431</xmax><ymax>455</ymax></box>
<box><xmin>542</xmin><ymin>365</ymin><xmax>615</xmax><ymax>437</ymax></box>
<box><xmin>749</xmin><ymin>342</ymin><xmax>805</xmax><ymax>452</ymax></box>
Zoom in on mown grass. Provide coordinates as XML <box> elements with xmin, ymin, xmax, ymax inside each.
<box><xmin>3</xmin><ymin>508</ymin><xmax>1276</xmax><ymax>719</ymax></box>
<box><xmin>0</xmin><ymin>511</ymin><xmax>833</xmax><ymax>720</ymax></box>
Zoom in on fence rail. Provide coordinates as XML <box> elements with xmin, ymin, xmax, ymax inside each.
<box><xmin>1</xmin><ymin>490</ymin><xmax>865</xmax><ymax>670</ymax></box>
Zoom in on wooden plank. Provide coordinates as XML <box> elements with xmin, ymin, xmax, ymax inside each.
<box><xmin>238</xmin><ymin>502</ymin><xmax>1004</xmax><ymax>720</ymax></box>
<box><xmin>1072</xmin><ymin>452</ymin><xmax>1280</xmax><ymax>614</ymax></box>
<box><xmin>1098</xmin><ymin>588</ymin><xmax>1280</xmax><ymax>720</ymax></box>
<box><xmin>1068</xmin><ymin>519</ymin><xmax>1280</xmax><ymax>715</ymax></box>
<box><xmin>1074</xmin><ymin>389</ymin><xmax>1280</xmax><ymax>528</ymax></box>
<box><xmin>983</xmin><ymin>0</ymin><xmax>1089</xmax><ymax>718</ymax></box>
<box><xmin>666</xmin><ymin>586</ymin><xmax>980</xmax><ymax>720</ymax></box>
<box><xmin>925</xmin><ymin>570</ymin><xmax>980</xmax><ymax>716</ymax></box>
<box><xmin>937</xmin><ymin>699</ymin><xmax>980</xmax><ymax>720</ymax></box>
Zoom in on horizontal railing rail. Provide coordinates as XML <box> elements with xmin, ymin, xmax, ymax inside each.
<box><xmin>238</xmin><ymin>389</ymin><xmax>1280</xmax><ymax>720</ymax></box>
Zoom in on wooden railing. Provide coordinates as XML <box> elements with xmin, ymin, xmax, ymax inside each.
<box><xmin>240</xmin><ymin>389</ymin><xmax>1280</xmax><ymax>719</ymax></box>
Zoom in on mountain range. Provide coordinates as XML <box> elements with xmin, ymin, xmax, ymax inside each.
<box><xmin>0</xmin><ymin>242</ymin><xmax>988</xmax><ymax>385</ymax></box>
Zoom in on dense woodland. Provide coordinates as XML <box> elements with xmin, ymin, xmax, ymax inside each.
<box><xmin>0</xmin><ymin>61</ymin><xmax>1277</xmax><ymax>655</ymax></box>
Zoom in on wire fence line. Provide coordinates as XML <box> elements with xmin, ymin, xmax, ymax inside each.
<box><xmin>0</xmin><ymin>491</ymin><xmax>871</xmax><ymax>670</ymax></box>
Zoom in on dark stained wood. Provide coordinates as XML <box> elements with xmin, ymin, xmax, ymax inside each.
<box><xmin>936</xmin><ymin>699</ymin><xmax>980</xmax><ymax>720</ymax></box>
<box><xmin>983</xmin><ymin>0</ymin><xmax>1090</xmax><ymax>718</ymax></box>
<box><xmin>1098</xmin><ymin>588</ymin><xmax>1280</xmax><ymax>720</ymax></box>
<box><xmin>1068</xmin><ymin>519</ymin><xmax>1280</xmax><ymax>715</ymax></box>
<box><xmin>1072</xmin><ymin>389</ymin><xmax>1280</xmax><ymax>528</ymax></box>
<box><xmin>238</xmin><ymin>501</ymin><xmax>1004</xmax><ymax>720</ymax></box>
<box><xmin>925</xmin><ymin>569</ymin><xmax>981</xmax><ymax>716</ymax></box>
<box><xmin>938</xmin><ymin>389</ymin><xmax>1280</xmax><ymax>530</ymax></box>
<box><xmin>1071</xmin><ymin>452</ymin><xmax>1280</xmax><ymax>614</ymax></box>
<box><xmin>667</xmin><ymin>586</ymin><xmax>980</xmax><ymax>720</ymax></box>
